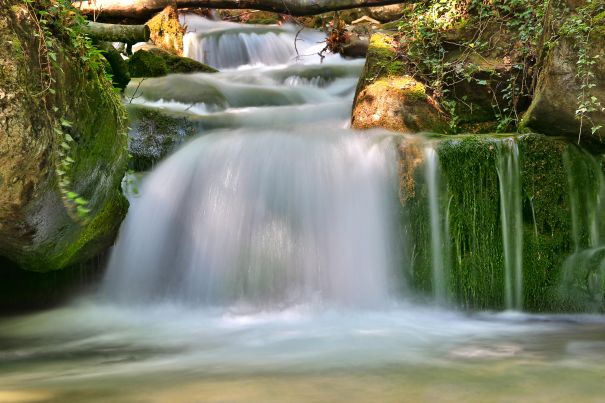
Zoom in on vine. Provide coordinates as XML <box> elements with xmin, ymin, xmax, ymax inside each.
<box><xmin>22</xmin><ymin>0</ymin><xmax>119</xmax><ymax>219</ymax></box>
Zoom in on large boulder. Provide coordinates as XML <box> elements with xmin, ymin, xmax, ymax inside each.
<box><xmin>352</xmin><ymin>32</ymin><xmax>449</xmax><ymax>133</ymax></box>
<box><xmin>522</xmin><ymin>7</ymin><xmax>605</xmax><ymax>146</ymax></box>
<box><xmin>0</xmin><ymin>3</ymin><xmax>128</xmax><ymax>272</ymax></box>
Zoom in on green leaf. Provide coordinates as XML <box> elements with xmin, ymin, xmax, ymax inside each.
<box><xmin>75</xmin><ymin>197</ymin><xmax>88</xmax><ymax>206</ymax></box>
<box><xmin>76</xmin><ymin>206</ymin><xmax>91</xmax><ymax>217</ymax></box>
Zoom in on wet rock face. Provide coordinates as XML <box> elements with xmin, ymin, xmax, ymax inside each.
<box><xmin>0</xmin><ymin>3</ymin><xmax>128</xmax><ymax>272</ymax></box>
<box><xmin>522</xmin><ymin>34</ymin><xmax>605</xmax><ymax>147</ymax></box>
<box><xmin>351</xmin><ymin>32</ymin><xmax>449</xmax><ymax>133</ymax></box>
<box><xmin>127</xmin><ymin>105</ymin><xmax>198</xmax><ymax>171</ymax></box>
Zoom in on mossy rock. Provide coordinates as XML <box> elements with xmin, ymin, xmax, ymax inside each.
<box><xmin>352</xmin><ymin>32</ymin><xmax>449</xmax><ymax>133</ymax></box>
<box><xmin>147</xmin><ymin>6</ymin><xmax>185</xmax><ymax>55</ymax></box>
<box><xmin>126</xmin><ymin>104</ymin><xmax>199</xmax><ymax>171</ymax></box>
<box><xmin>128</xmin><ymin>47</ymin><xmax>218</xmax><ymax>78</ymax></box>
<box><xmin>352</xmin><ymin>75</ymin><xmax>449</xmax><ymax>133</ymax></box>
<box><xmin>0</xmin><ymin>3</ymin><xmax>128</xmax><ymax>274</ymax></box>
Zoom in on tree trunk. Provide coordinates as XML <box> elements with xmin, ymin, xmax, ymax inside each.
<box><xmin>83</xmin><ymin>21</ymin><xmax>150</xmax><ymax>43</ymax></box>
<box><xmin>74</xmin><ymin>0</ymin><xmax>411</xmax><ymax>21</ymax></box>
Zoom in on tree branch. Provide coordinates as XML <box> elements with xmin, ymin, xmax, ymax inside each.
<box><xmin>75</xmin><ymin>0</ymin><xmax>411</xmax><ymax>21</ymax></box>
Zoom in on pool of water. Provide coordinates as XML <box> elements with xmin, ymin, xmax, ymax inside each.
<box><xmin>1</xmin><ymin>303</ymin><xmax>605</xmax><ymax>402</ymax></box>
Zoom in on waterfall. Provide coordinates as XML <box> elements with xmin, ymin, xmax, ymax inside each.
<box><xmin>104</xmin><ymin>130</ymin><xmax>401</xmax><ymax>308</ymax></box>
<box><xmin>425</xmin><ymin>146</ymin><xmax>449</xmax><ymax>305</ymax></box>
<box><xmin>496</xmin><ymin>139</ymin><xmax>523</xmax><ymax>311</ymax></box>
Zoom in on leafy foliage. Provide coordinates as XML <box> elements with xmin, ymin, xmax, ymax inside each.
<box><xmin>395</xmin><ymin>0</ymin><xmax>556</xmax><ymax>133</ymax></box>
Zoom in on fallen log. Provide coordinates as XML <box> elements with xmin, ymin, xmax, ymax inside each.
<box><xmin>74</xmin><ymin>0</ymin><xmax>412</xmax><ymax>21</ymax></box>
<box><xmin>82</xmin><ymin>21</ymin><xmax>150</xmax><ymax>43</ymax></box>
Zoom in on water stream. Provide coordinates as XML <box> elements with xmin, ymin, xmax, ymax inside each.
<box><xmin>1</xmin><ymin>16</ymin><xmax>605</xmax><ymax>402</ymax></box>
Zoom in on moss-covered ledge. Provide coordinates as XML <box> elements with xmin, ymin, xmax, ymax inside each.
<box><xmin>399</xmin><ymin>133</ymin><xmax>605</xmax><ymax>312</ymax></box>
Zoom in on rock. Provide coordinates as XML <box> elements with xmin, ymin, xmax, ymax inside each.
<box><xmin>366</xmin><ymin>5</ymin><xmax>407</xmax><ymax>23</ymax></box>
<box><xmin>341</xmin><ymin>36</ymin><xmax>369</xmax><ymax>58</ymax></box>
<box><xmin>126</xmin><ymin>105</ymin><xmax>198</xmax><ymax>171</ymax></box>
<box><xmin>128</xmin><ymin>47</ymin><xmax>218</xmax><ymax>78</ymax></box>
<box><xmin>352</xmin><ymin>33</ymin><xmax>449</xmax><ymax>133</ymax></box>
<box><xmin>0</xmin><ymin>3</ymin><xmax>128</xmax><ymax>272</ymax></box>
<box><xmin>521</xmin><ymin>29</ymin><xmax>605</xmax><ymax>146</ymax></box>
<box><xmin>147</xmin><ymin>6</ymin><xmax>185</xmax><ymax>55</ymax></box>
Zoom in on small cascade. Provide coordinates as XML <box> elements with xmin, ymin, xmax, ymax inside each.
<box><xmin>180</xmin><ymin>14</ymin><xmax>336</xmax><ymax>69</ymax></box>
<box><xmin>496</xmin><ymin>139</ymin><xmax>523</xmax><ymax>311</ymax></box>
<box><xmin>104</xmin><ymin>130</ymin><xmax>401</xmax><ymax>308</ymax></box>
<box><xmin>180</xmin><ymin>14</ymin><xmax>294</xmax><ymax>69</ymax></box>
<box><xmin>424</xmin><ymin>146</ymin><xmax>450</xmax><ymax>305</ymax></box>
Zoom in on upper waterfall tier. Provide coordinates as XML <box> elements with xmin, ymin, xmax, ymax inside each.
<box><xmin>180</xmin><ymin>14</ymin><xmax>334</xmax><ymax>69</ymax></box>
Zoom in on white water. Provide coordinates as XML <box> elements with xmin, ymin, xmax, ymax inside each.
<box><xmin>496</xmin><ymin>139</ymin><xmax>523</xmax><ymax>311</ymax></box>
<box><xmin>104</xmin><ymin>130</ymin><xmax>400</xmax><ymax>308</ymax></box>
<box><xmin>180</xmin><ymin>14</ymin><xmax>336</xmax><ymax>69</ymax></box>
<box><xmin>425</xmin><ymin>146</ymin><xmax>449</xmax><ymax>305</ymax></box>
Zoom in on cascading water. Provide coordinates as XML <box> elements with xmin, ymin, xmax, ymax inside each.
<box><xmin>496</xmin><ymin>139</ymin><xmax>523</xmax><ymax>310</ymax></box>
<box><xmin>104</xmin><ymin>130</ymin><xmax>401</xmax><ymax>308</ymax></box>
<box><xmin>180</xmin><ymin>14</ymin><xmax>329</xmax><ymax>69</ymax></box>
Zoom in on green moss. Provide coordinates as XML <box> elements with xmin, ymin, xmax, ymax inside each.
<box><xmin>41</xmin><ymin>193</ymin><xmax>128</xmax><ymax>270</ymax></box>
<box><xmin>128</xmin><ymin>49</ymin><xmax>169</xmax><ymax>78</ymax></box>
<box><xmin>374</xmin><ymin>76</ymin><xmax>427</xmax><ymax>101</ymax></box>
<box><xmin>363</xmin><ymin>32</ymin><xmax>408</xmax><ymax>82</ymax></box>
